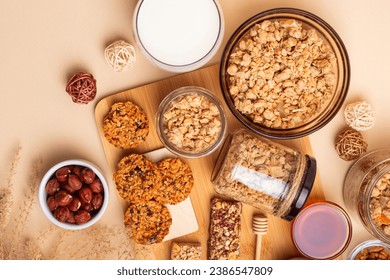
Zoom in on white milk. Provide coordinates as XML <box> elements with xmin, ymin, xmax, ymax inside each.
<box><xmin>134</xmin><ymin>0</ymin><xmax>222</xmax><ymax>68</ymax></box>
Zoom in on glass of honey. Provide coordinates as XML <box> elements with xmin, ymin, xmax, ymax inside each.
<box><xmin>291</xmin><ymin>201</ymin><xmax>352</xmax><ymax>259</ymax></box>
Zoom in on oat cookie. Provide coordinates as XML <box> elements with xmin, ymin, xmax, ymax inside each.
<box><xmin>103</xmin><ymin>101</ymin><xmax>149</xmax><ymax>149</ymax></box>
<box><xmin>154</xmin><ymin>158</ymin><xmax>194</xmax><ymax>204</ymax></box>
<box><xmin>171</xmin><ymin>242</ymin><xmax>202</xmax><ymax>260</ymax></box>
<box><xmin>124</xmin><ymin>200</ymin><xmax>172</xmax><ymax>244</ymax></box>
<box><xmin>113</xmin><ymin>154</ymin><xmax>160</xmax><ymax>203</ymax></box>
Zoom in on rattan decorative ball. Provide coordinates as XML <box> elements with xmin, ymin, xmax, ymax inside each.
<box><xmin>104</xmin><ymin>40</ymin><xmax>136</xmax><ymax>72</ymax></box>
<box><xmin>344</xmin><ymin>101</ymin><xmax>375</xmax><ymax>131</ymax></box>
<box><xmin>65</xmin><ymin>72</ymin><xmax>97</xmax><ymax>104</ymax></box>
<box><xmin>335</xmin><ymin>129</ymin><xmax>367</xmax><ymax>161</ymax></box>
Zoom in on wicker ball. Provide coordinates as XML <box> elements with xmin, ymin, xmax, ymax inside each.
<box><xmin>335</xmin><ymin>129</ymin><xmax>367</xmax><ymax>161</ymax></box>
<box><xmin>65</xmin><ymin>72</ymin><xmax>97</xmax><ymax>104</ymax></box>
<box><xmin>104</xmin><ymin>40</ymin><xmax>136</xmax><ymax>72</ymax></box>
<box><xmin>344</xmin><ymin>101</ymin><xmax>375</xmax><ymax>131</ymax></box>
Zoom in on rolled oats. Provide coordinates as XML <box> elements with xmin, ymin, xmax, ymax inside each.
<box><xmin>369</xmin><ymin>170</ymin><xmax>390</xmax><ymax>237</ymax></box>
<box><xmin>162</xmin><ymin>93</ymin><xmax>222</xmax><ymax>153</ymax></box>
<box><xmin>212</xmin><ymin>129</ymin><xmax>309</xmax><ymax>218</ymax></box>
<box><xmin>354</xmin><ymin>246</ymin><xmax>390</xmax><ymax>260</ymax></box>
<box><xmin>171</xmin><ymin>242</ymin><xmax>202</xmax><ymax>260</ymax></box>
<box><xmin>226</xmin><ymin>19</ymin><xmax>337</xmax><ymax>129</ymax></box>
<box><xmin>208</xmin><ymin>197</ymin><xmax>242</xmax><ymax>260</ymax></box>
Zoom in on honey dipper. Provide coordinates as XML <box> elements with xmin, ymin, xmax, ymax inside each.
<box><xmin>252</xmin><ymin>214</ymin><xmax>268</xmax><ymax>260</ymax></box>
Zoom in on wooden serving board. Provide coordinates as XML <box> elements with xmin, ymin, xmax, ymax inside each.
<box><xmin>94</xmin><ymin>64</ymin><xmax>325</xmax><ymax>260</ymax></box>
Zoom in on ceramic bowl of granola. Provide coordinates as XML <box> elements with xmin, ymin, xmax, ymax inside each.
<box><xmin>347</xmin><ymin>240</ymin><xmax>390</xmax><ymax>260</ymax></box>
<box><xmin>156</xmin><ymin>86</ymin><xmax>227</xmax><ymax>158</ymax></box>
<box><xmin>220</xmin><ymin>7</ymin><xmax>350</xmax><ymax>139</ymax></box>
<box><xmin>38</xmin><ymin>159</ymin><xmax>109</xmax><ymax>230</ymax></box>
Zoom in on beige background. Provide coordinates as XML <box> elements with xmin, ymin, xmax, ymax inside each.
<box><xmin>0</xmin><ymin>0</ymin><xmax>388</xmax><ymax>259</ymax></box>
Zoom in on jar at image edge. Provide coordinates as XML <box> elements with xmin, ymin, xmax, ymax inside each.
<box><xmin>211</xmin><ymin>128</ymin><xmax>317</xmax><ymax>220</ymax></box>
<box><xmin>343</xmin><ymin>149</ymin><xmax>390</xmax><ymax>244</ymax></box>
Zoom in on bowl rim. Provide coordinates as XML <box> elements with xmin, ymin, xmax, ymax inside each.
<box><xmin>219</xmin><ymin>7</ymin><xmax>351</xmax><ymax>139</ymax></box>
<box><xmin>156</xmin><ymin>85</ymin><xmax>227</xmax><ymax>158</ymax></box>
<box><xmin>38</xmin><ymin>159</ymin><xmax>109</xmax><ymax>230</ymax></box>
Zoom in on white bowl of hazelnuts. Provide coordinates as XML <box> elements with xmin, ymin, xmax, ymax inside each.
<box><xmin>38</xmin><ymin>159</ymin><xmax>109</xmax><ymax>230</ymax></box>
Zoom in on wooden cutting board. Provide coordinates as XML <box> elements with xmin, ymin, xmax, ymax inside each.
<box><xmin>94</xmin><ymin>64</ymin><xmax>325</xmax><ymax>260</ymax></box>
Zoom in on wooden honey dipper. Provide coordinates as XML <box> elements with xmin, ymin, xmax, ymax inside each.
<box><xmin>252</xmin><ymin>214</ymin><xmax>268</xmax><ymax>260</ymax></box>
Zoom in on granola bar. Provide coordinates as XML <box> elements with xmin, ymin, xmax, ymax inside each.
<box><xmin>171</xmin><ymin>242</ymin><xmax>202</xmax><ymax>260</ymax></box>
<box><xmin>208</xmin><ymin>197</ymin><xmax>242</xmax><ymax>260</ymax></box>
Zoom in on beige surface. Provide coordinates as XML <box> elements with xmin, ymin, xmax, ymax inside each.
<box><xmin>0</xmin><ymin>0</ymin><xmax>387</xmax><ymax>259</ymax></box>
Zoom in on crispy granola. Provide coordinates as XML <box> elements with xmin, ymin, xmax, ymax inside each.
<box><xmin>113</xmin><ymin>154</ymin><xmax>160</xmax><ymax>203</ymax></box>
<box><xmin>369</xmin><ymin>170</ymin><xmax>390</xmax><ymax>237</ymax></box>
<box><xmin>226</xmin><ymin>19</ymin><xmax>337</xmax><ymax>129</ymax></box>
<box><xmin>354</xmin><ymin>246</ymin><xmax>390</xmax><ymax>260</ymax></box>
<box><xmin>171</xmin><ymin>242</ymin><xmax>202</xmax><ymax>260</ymax></box>
<box><xmin>103</xmin><ymin>101</ymin><xmax>149</xmax><ymax>149</ymax></box>
<box><xmin>124</xmin><ymin>200</ymin><xmax>172</xmax><ymax>245</ymax></box>
<box><xmin>154</xmin><ymin>158</ymin><xmax>194</xmax><ymax>205</ymax></box>
<box><xmin>208</xmin><ymin>198</ymin><xmax>242</xmax><ymax>260</ymax></box>
<box><xmin>162</xmin><ymin>93</ymin><xmax>222</xmax><ymax>153</ymax></box>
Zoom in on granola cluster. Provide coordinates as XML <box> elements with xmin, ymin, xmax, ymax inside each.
<box><xmin>162</xmin><ymin>93</ymin><xmax>222</xmax><ymax>153</ymax></box>
<box><xmin>370</xmin><ymin>171</ymin><xmax>390</xmax><ymax>237</ymax></box>
<box><xmin>226</xmin><ymin>19</ymin><xmax>337</xmax><ymax>129</ymax></box>
<box><xmin>212</xmin><ymin>130</ymin><xmax>300</xmax><ymax>215</ymax></box>
<box><xmin>208</xmin><ymin>198</ymin><xmax>242</xmax><ymax>260</ymax></box>
<box><xmin>354</xmin><ymin>245</ymin><xmax>390</xmax><ymax>260</ymax></box>
<box><xmin>171</xmin><ymin>242</ymin><xmax>202</xmax><ymax>260</ymax></box>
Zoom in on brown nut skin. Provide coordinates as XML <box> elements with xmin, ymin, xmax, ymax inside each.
<box><xmin>82</xmin><ymin>202</ymin><xmax>93</xmax><ymax>212</ymax></box>
<box><xmin>54</xmin><ymin>206</ymin><xmax>71</xmax><ymax>222</ymax></box>
<box><xmin>61</xmin><ymin>183</ymin><xmax>76</xmax><ymax>193</ymax></box>
<box><xmin>55</xmin><ymin>166</ymin><xmax>72</xmax><ymax>182</ymax></box>
<box><xmin>67</xmin><ymin>212</ymin><xmax>76</xmax><ymax>224</ymax></box>
<box><xmin>55</xmin><ymin>190</ymin><xmax>73</xmax><ymax>207</ymax></box>
<box><xmin>81</xmin><ymin>168</ymin><xmax>96</xmax><ymax>184</ymax></box>
<box><xmin>68</xmin><ymin>174</ymin><xmax>83</xmax><ymax>192</ymax></box>
<box><xmin>68</xmin><ymin>197</ymin><xmax>82</xmax><ymax>212</ymax></box>
<box><xmin>79</xmin><ymin>186</ymin><xmax>93</xmax><ymax>204</ymax></box>
<box><xmin>72</xmin><ymin>165</ymin><xmax>82</xmax><ymax>177</ymax></box>
<box><xmin>74</xmin><ymin>210</ymin><xmax>91</xmax><ymax>224</ymax></box>
<box><xmin>47</xmin><ymin>196</ymin><xmax>59</xmax><ymax>211</ymax></box>
<box><xmin>89</xmin><ymin>178</ymin><xmax>103</xmax><ymax>193</ymax></box>
<box><xmin>45</xmin><ymin>178</ymin><xmax>60</xmax><ymax>195</ymax></box>
<box><xmin>91</xmin><ymin>193</ymin><xmax>104</xmax><ymax>210</ymax></box>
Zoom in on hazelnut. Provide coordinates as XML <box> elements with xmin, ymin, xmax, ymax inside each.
<box><xmin>91</xmin><ymin>193</ymin><xmax>104</xmax><ymax>210</ymax></box>
<box><xmin>89</xmin><ymin>178</ymin><xmax>103</xmax><ymax>193</ymax></box>
<box><xmin>55</xmin><ymin>166</ymin><xmax>72</xmax><ymax>182</ymax></box>
<box><xmin>47</xmin><ymin>196</ymin><xmax>58</xmax><ymax>211</ymax></box>
<box><xmin>68</xmin><ymin>174</ymin><xmax>83</xmax><ymax>192</ymax></box>
<box><xmin>74</xmin><ymin>210</ymin><xmax>91</xmax><ymax>224</ymax></box>
<box><xmin>81</xmin><ymin>168</ymin><xmax>95</xmax><ymax>184</ymax></box>
<box><xmin>45</xmin><ymin>178</ymin><xmax>60</xmax><ymax>195</ymax></box>
<box><xmin>79</xmin><ymin>186</ymin><xmax>93</xmax><ymax>204</ymax></box>
<box><xmin>67</xmin><ymin>212</ymin><xmax>76</xmax><ymax>224</ymax></box>
<box><xmin>54</xmin><ymin>206</ymin><xmax>71</xmax><ymax>222</ymax></box>
<box><xmin>55</xmin><ymin>190</ymin><xmax>73</xmax><ymax>207</ymax></box>
<box><xmin>68</xmin><ymin>197</ymin><xmax>82</xmax><ymax>212</ymax></box>
<box><xmin>82</xmin><ymin>202</ymin><xmax>93</xmax><ymax>212</ymax></box>
<box><xmin>72</xmin><ymin>165</ymin><xmax>82</xmax><ymax>177</ymax></box>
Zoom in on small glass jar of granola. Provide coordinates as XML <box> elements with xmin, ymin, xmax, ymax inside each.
<box><xmin>343</xmin><ymin>149</ymin><xmax>390</xmax><ymax>244</ymax></box>
<box><xmin>211</xmin><ymin>128</ymin><xmax>316</xmax><ymax>220</ymax></box>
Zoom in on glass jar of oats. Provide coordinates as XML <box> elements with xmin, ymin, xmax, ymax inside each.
<box><xmin>211</xmin><ymin>128</ymin><xmax>316</xmax><ymax>220</ymax></box>
<box><xmin>343</xmin><ymin>149</ymin><xmax>390</xmax><ymax>244</ymax></box>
